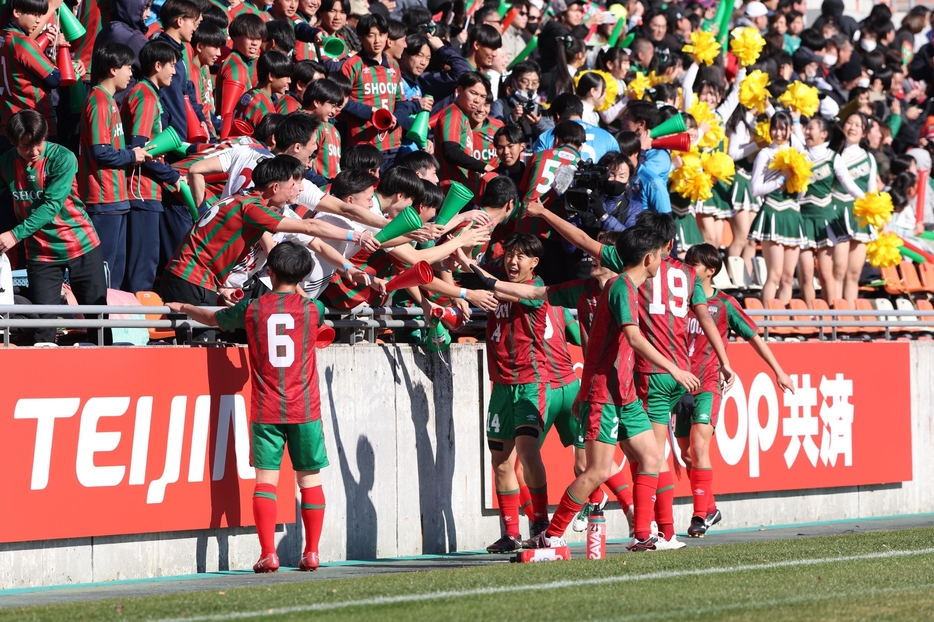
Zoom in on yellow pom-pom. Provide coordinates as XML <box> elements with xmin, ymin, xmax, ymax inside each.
<box><xmin>755</xmin><ymin>119</ymin><xmax>771</xmax><ymax>144</ymax></box>
<box><xmin>739</xmin><ymin>70</ymin><xmax>771</xmax><ymax>114</ymax></box>
<box><xmin>853</xmin><ymin>191</ymin><xmax>895</xmax><ymax>229</ymax></box>
<box><xmin>769</xmin><ymin>147</ymin><xmax>812</xmax><ymax>194</ymax></box>
<box><xmin>627</xmin><ymin>72</ymin><xmax>652</xmax><ymax>100</ymax></box>
<box><xmin>698</xmin><ymin>120</ymin><xmax>725</xmax><ymax>150</ymax></box>
<box><xmin>647</xmin><ymin>70</ymin><xmax>666</xmax><ymax>86</ymax></box>
<box><xmin>670</xmin><ymin>164</ymin><xmax>714</xmax><ymax>202</ymax></box>
<box><xmin>682</xmin><ymin>31</ymin><xmax>721</xmax><ymax>66</ymax></box>
<box><xmin>777</xmin><ymin>81</ymin><xmax>820</xmax><ymax>117</ymax></box>
<box><xmin>730</xmin><ymin>27</ymin><xmax>766</xmax><ymax>67</ymax></box>
<box><xmin>867</xmin><ymin>232</ymin><xmax>904</xmax><ymax>268</ymax></box>
<box><xmin>702</xmin><ymin>151</ymin><xmax>736</xmax><ymax>185</ymax></box>
<box><xmin>574</xmin><ymin>70</ymin><xmax>619</xmax><ymax>112</ymax></box>
<box><xmin>687</xmin><ymin>100</ymin><xmax>725</xmax><ymax>150</ymax></box>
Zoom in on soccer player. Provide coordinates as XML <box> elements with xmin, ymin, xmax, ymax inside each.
<box><xmin>0</xmin><ymin>0</ymin><xmax>63</xmax><ymax>143</ymax></box>
<box><xmin>0</xmin><ymin>111</ymin><xmax>106</xmax><ymax>344</ymax></box>
<box><xmin>234</xmin><ymin>50</ymin><xmax>293</xmax><ymax>132</ymax></box>
<box><xmin>677</xmin><ymin>244</ymin><xmax>793</xmax><ymax>537</ymax></box>
<box><xmin>435</xmin><ymin>72</ymin><xmax>495</xmax><ymax>189</ymax></box>
<box><xmin>302</xmin><ymin>78</ymin><xmax>345</xmax><ymax>181</ymax></box>
<box><xmin>121</xmin><ymin>41</ymin><xmax>184</xmax><ymax>293</ymax></box>
<box><xmin>342</xmin><ymin>14</ymin><xmax>403</xmax><ymax>154</ymax></box>
<box><xmin>216</xmin><ymin>13</ymin><xmax>267</xmax><ymax>117</ymax></box>
<box><xmin>167</xmin><ymin>241</ymin><xmax>332</xmax><ymax>573</ymax></box>
<box><xmin>190</xmin><ymin>23</ymin><xmax>225</xmax><ymax>137</ymax></box>
<box><xmin>79</xmin><ymin>42</ymin><xmax>151</xmax><ymax>292</ymax></box>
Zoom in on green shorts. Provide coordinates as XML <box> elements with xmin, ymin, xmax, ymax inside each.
<box><xmin>544</xmin><ymin>379</ymin><xmax>583</xmax><ymax>448</ymax></box>
<box><xmin>579</xmin><ymin>399</ymin><xmax>650</xmax><ymax>444</ymax></box>
<box><xmin>487</xmin><ymin>381</ymin><xmax>548</xmax><ymax>440</ymax></box>
<box><xmin>636</xmin><ymin>373</ymin><xmax>686</xmax><ymax>425</ymax></box>
<box><xmin>251</xmin><ymin>420</ymin><xmax>330</xmax><ymax>472</ymax></box>
<box><xmin>674</xmin><ymin>391</ymin><xmax>721</xmax><ymax>438</ymax></box>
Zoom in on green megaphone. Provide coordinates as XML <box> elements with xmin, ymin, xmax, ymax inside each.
<box><xmin>435</xmin><ymin>182</ymin><xmax>475</xmax><ymax>226</ymax></box>
<box><xmin>145</xmin><ymin>126</ymin><xmax>183</xmax><ymax>157</ymax></box>
<box><xmin>374</xmin><ymin>206</ymin><xmax>424</xmax><ymax>243</ymax></box>
<box><xmin>406</xmin><ymin>111</ymin><xmax>430</xmax><ymax>149</ymax></box>
<box><xmin>59</xmin><ymin>7</ymin><xmax>87</xmax><ymax>42</ymax></box>
<box><xmin>176</xmin><ymin>179</ymin><xmax>199</xmax><ymax>220</ymax></box>
<box><xmin>426</xmin><ymin>321</ymin><xmax>451</xmax><ymax>352</ymax></box>
<box><xmin>649</xmin><ymin>113</ymin><xmax>687</xmax><ymax>139</ymax></box>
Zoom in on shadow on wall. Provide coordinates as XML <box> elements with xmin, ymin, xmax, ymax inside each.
<box><xmin>325</xmin><ymin>366</ymin><xmax>378</xmax><ymax>560</ymax></box>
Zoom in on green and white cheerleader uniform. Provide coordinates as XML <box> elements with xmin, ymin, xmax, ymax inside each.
<box><xmin>670</xmin><ymin>190</ymin><xmax>704</xmax><ymax>249</ymax></box>
<box><xmin>726</xmin><ymin>110</ymin><xmax>765</xmax><ymax>216</ymax></box>
<box><xmin>800</xmin><ymin>143</ymin><xmax>836</xmax><ymax>249</ymax></box>
<box><xmin>829</xmin><ymin>144</ymin><xmax>877</xmax><ymax>243</ymax></box>
<box><xmin>748</xmin><ymin>142</ymin><xmax>806</xmax><ymax>246</ymax></box>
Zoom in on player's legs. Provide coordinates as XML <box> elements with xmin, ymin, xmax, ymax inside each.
<box><xmin>687</xmin><ymin>387</ymin><xmax>721</xmax><ymax>537</ymax></box>
<box><xmin>487</xmin><ymin>383</ymin><xmax>522</xmax><ymax>549</ymax></box>
<box><xmin>512</xmin><ymin>383</ymin><xmax>550</xmax><ymax>528</ymax></box>
<box><xmin>798</xmin><ymin>248</ymin><xmax>816</xmax><ymax>307</ymax></box>
<box><xmin>251</xmin><ymin>422</ymin><xmax>288</xmax><ymax>572</ymax></box>
<box><xmin>640</xmin><ymin>374</ymin><xmax>684</xmax><ymax>545</ymax></box>
<box><xmin>286</xmin><ymin>421</ymin><xmax>330</xmax><ymax>571</ymax></box>
<box><xmin>620</xmin><ymin>428</ymin><xmax>662</xmax><ymax>550</ymax></box>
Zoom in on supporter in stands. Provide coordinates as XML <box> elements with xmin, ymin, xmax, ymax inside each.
<box><xmin>235</xmin><ymin>50</ymin><xmax>294</xmax><ymax>133</ymax></box>
<box><xmin>190</xmin><ymin>24</ymin><xmax>225</xmax><ymax>136</ymax></box>
<box><xmin>434</xmin><ymin>72</ymin><xmax>495</xmax><ymax>188</ymax></box>
<box><xmin>532</xmin><ymin>92</ymin><xmax>619</xmax><ymax>162</ymax></box>
<box><xmin>152</xmin><ymin>0</ymin><xmax>208</xmax><ymax>141</ymax></box>
<box><xmin>490</xmin><ymin>61</ymin><xmax>549</xmax><ymax>143</ymax></box>
<box><xmin>216</xmin><ymin>13</ymin><xmax>266</xmax><ymax>119</ymax></box>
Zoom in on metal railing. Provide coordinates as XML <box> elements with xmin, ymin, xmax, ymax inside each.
<box><xmin>2</xmin><ymin>305</ymin><xmax>934</xmax><ymax>346</ymax></box>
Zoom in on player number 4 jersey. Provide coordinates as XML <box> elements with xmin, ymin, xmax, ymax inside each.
<box><xmin>688</xmin><ymin>290</ymin><xmax>758</xmax><ymax>384</ymax></box>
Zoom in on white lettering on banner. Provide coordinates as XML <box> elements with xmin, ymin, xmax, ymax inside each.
<box><xmin>147</xmin><ymin>396</ymin><xmax>187</xmax><ymax>504</ymax></box>
<box><xmin>187</xmin><ymin>395</ymin><xmax>212</xmax><ymax>482</ymax></box>
<box><xmin>76</xmin><ymin>397</ymin><xmax>129</xmax><ymax>487</ymax></box>
<box><xmin>717</xmin><ymin>371</ymin><xmax>856</xmax><ymax>476</ymax></box>
<box><xmin>212</xmin><ymin>394</ymin><xmax>255</xmax><ymax>481</ymax></box>
<box><xmin>14</xmin><ymin>398</ymin><xmax>80</xmax><ymax>490</ymax></box>
<box><xmin>128</xmin><ymin>397</ymin><xmax>152</xmax><ymax>485</ymax></box>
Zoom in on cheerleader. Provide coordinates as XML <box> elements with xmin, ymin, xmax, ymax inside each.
<box><xmin>670</xmin><ymin>113</ymin><xmax>705</xmax><ymax>250</ymax></box>
<box><xmin>596</xmin><ymin>47</ymin><xmax>630</xmax><ymax>125</ymax></box>
<box><xmin>749</xmin><ymin>110</ymin><xmax>807</xmax><ymax>303</ymax></box>
<box><xmin>829</xmin><ymin>112</ymin><xmax>877</xmax><ymax>305</ymax></box>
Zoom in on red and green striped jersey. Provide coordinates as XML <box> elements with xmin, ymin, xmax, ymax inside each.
<box><xmin>577</xmin><ymin>274</ymin><xmax>639</xmax><ymax>406</ymax></box>
<box><xmin>216</xmin><ymin>292</ymin><xmax>325</xmax><ymax>424</ymax></box>
<box><xmin>689</xmin><ymin>290</ymin><xmax>757</xmax><ymax>389</ymax></box>
<box><xmin>486</xmin><ymin>276</ymin><xmax>559</xmax><ymax>385</ymax></box>
<box><xmin>0</xmin><ymin>142</ymin><xmax>100</xmax><ymax>262</ymax></box>
<box><xmin>234</xmin><ymin>87</ymin><xmax>278</xmax><ymax>131</ymax></box>
<box><xmin>193</xmin><ymin>64</ymin><xmax>217</xmax><ymax>136</ymax></box>
<box><xmin>434</xmin><ymin>102</ymin><xmax>475</xmax><ymax>188</ymax></box>
<box><xmin>292</xmin><ymin>13</ymin><xmax>318</xmax><ymax>61</ymax></box>
<box><xmin>78</xmin><ymin>85</ymin><xmax>129</xmax><ymax>205</ymax></box>
<box><xmin>278</xmin><ymin>93</ymin><xmax>302</xmax><ymax>114</ymax></box>
<box><xmin>342</xmin><ymin>53</ymin><xmax>403</xmax><ymax>150</ymax></box>
<box><xmin>514</xmin><ymin>145</ymin><xmax>580</xmax><ymax>237</ymax></box>
<box><xmin>0</xmin><ymin>25</ymin><xmax>58</xmax><ymax>135</ymax></box>
<box><xmin>311</xmin><ymin>121</ymin><xmax>342</xmax><ymax>180</ymax></box>
<box><xmin>470</xmin><ymin>117</ymin><xmax>503</xmax><ymax>193</ymax></box>
<box><xmin>73</xmin><ymin>0</ymin><xmax>110</xmax><ymax>73</ymax></box>
<box><xmin>228</xmin><ymin>2</ymin><xmax>268</xmax><ymax>21</ymax></box>
<box><xmin>547</xmin><ymin>277</ymin><xmax>602</xmax><ymax>334</ymax></box>
<box><xmin>318</xmin><ymin>245</ymin><xmax>400</xmax><ymax>310</ymax></box>
<box><xmin>216</xmin><ymin>51</ymin><xmax>257</xmax><ymax>115</ymax></box>
<box><xmin>633</xmin><ymin>256</ymin><xmax>707</xmax><ymax>374</ymax></box>
<box><xmin>165</xmin><ymin>191</ymin><xmax>283</xmax><ymax>291</ymax></box>
<box><xmin>121</xmin><ymin>79</ymin><xmax>164</xmax><ymax>201</ymax></box>
<box><xmin>542</xmin><ymin>303</ymin><xmax>578</xmax><ymax>388</ymax></box>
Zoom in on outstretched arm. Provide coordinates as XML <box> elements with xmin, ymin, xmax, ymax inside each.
<box><xmin>694</xmin><ymin>304</ymin><xmax>734</xmax><ymax>390</ymax></box>
<box><xmin>166</xmin><ymin>302</ymin><xmax>219</xmax><ymax>327</ymax></box>
<box><xmin>749</xmin><ymin>335</ymin><xmax>794</xmax><ymax>393</ymax></box>
<box><xmin>525</xmin><ymin>199</ymin><xmax>602</xmax><ymax>258</ymax></box>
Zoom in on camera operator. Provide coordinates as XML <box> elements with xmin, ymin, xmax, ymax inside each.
<box><xmin>563</xmin><ymin>152</ymin><xmax>638</xmax><ymax>239</ymax></box>
<box><xmin>490</xmin><ymin>61</ymin><xmax>551</xmax><ymax>142</ymax></box>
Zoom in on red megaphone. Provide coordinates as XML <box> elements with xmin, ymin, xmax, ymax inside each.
<box><xmin>228</xmin><ymin>118</ymin><xmax>254</xmax><ymax>137</ymax></box>
<box><xmin>385</xmin><ymin>261</ymin><xmax>434</xmax><ymax>293</ymax></box>
<box><xmin>373</xmin><ymin>108</ymin><xmax>394</xmax><ymax>131</ymax></box>
<box><xmin>651</xmin><ymin>132</ymin><xmax>691</xmax><ymax>151</ymax></box>
<box><xmin>501</xmin><ymin>7</ymin><xmax>519</xmax><ymax>33</ymax></box>
<box><xmin>57</xmin><ymin>47</ymin><xmax>76</xmax><ymax>86</ymax></box>
<box><xmin>219</xmin><ymin>79</ymin><xmax>246</xmax><ymax>138</ymax></box>
<box><xmin>431</xmin><ymin>306</ymin><xmax>466</xmax><ymax>330</ymax></box>
<box><xmin>38</xmin><ymin>31</ymin><xmax>54</xmax><ymax>52</ymax></box>
<box><xmin>185</xmin><ymin>96</ymin><xmax>208</xmax><ymax>142</ymax></box>
<box><xmin>315</xmin><ymin>324</ymin><xmax>336</xmax><ymax>349</ymax></box>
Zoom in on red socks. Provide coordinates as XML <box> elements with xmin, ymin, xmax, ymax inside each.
<box><xmin>632</xmin><ymin>472</ymin><xmax>658</xmax><ymax>541</ymax></box>
<box><xmin>519</xmin><ymin>486</ymin><xmax>534</xmax><ymax>521</ymax></box>
<box><xmin>589</xmin><ymin>488</ymin><xmax>604</xmax><ymax>504</ymax></box>
<box><xmin>690</xmin><ymin>468</ymin><xmax>713</xmax><ymax>519</ymax></box>
<box><xmin>707</xmin><ymin>471</ymin><xmax>717</xmax><ymax>514</ymax></box>
<box><xmin>655</xmin><ymin>471</ymin><xmax>675</xmax><ymax>541</ymax></box>
<box><xmin>545</xmin><ymin>488</ymin><xmax>584</xmax><ymax>538</ymax></box>
<box><xmin>603</xmin><ymin>469</ymin><xmax>633</xmax><ymax>510</ymax></box>
<box><xmin>496</xmin><ymin>489</ymin><xmax>520</xmax><ymax>537</ymax></box>
<box><xmin>529</xmin><ymin>486</ymin><xmax>549</xmax><ymax>522</ymax></box>
<box><xmin>252</xmin><ymin>483</ymin><xmax>278</xmax><ymax>556</ymax></box>
<box><xmin>300</xmin><ymin>486</ymin><xmax>326</xmax><ymax>555</ymax></box>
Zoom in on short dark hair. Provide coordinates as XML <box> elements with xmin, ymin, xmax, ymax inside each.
<box><xmin>401</xmin><ymin>6</ymin><xmax>433</xmax><ymax>34</ymax></box>
<box><xmin>684</xmin><ymin>243</ymin><xmax>723</xmax><ymax>275</ymax></box>
<box><xmin>10</xmin><ymin>0</ymin><xmax>49</xmax><ymax>17</ymax></box>
<box><xmin>387</xmin><ymin>18</ymin><xmax>407</xmax><ymax>39</ymax></box>
<box><xmin>257</xmin><ymin>50</ymin><xmax>293</xmax><ymax>84</ymax></box>
<box><xmin>192</xmin><ymin>23</ymin><xmax>227</xmax><ymax>48</ymax></box>
<box><xmin>253</xmin><ymin>154</ymin><xmax>305</xmax><ymax>187</ymax></box>
<box><xmin>331</xmin><ymin>169</ymin><xmax>379</xmax><ymax>199</ymax></box>
<box><xmin>229</xmin><ymin>13</ymin><xmax>268</xmax><ymax>40</ymax></box>
<box><xmin>468</xmin><ymin>23</ymin><xmax>503</xmax><ymax>50</ymax></box>
<box><xmin>292</xmin><ymin>61</ymin><xmax>320</xmax><ymax>86</ymax></box>
<box><xmin>377</xmin><ymin>166</ymin><xmax>425</xmax><ymax>205</ymax></box>
<box><xmin>616</xmin><ymin>130</ymin><xmax>641</xmax><ymax>157</ymax></box>
<box><xmin>303</xmin><ymin>78</ymin><xmax>344</xmax><ymax>108</ymax></box>
<box><xmin>139</xmin><ymin>41</ymin><xmax>179</xmax><ymax>76</ymax></box>
<box><xmin>327</xmin><ymin>72</ymin><xmax>353</xmax><ymax>97</ymax></box>
<box><xmin>6</xmin><ymin>110</ymin><xmax>47</xmax><ymax>146</ymax></box>
<box><xmin>616</xmin><ymin>226</ymin><xmax>668</xmax><ymax>268</ymax></box>
<box><xmin>548</xmin><ymin>93</ymin><xmax>584</xmax><ymax>119</ymax></box>
<box><xmin>799</xmin><ymin>28</ymin><xmax>826</xmax><ymax>52</ymax></box>
<box><xmin>91</xmin><ymin>42</ymin><xmax>136</xmax><ymax>84</ymax></box>
<box><xmin>623</xmin><ymin>100</ymin><xmax>660</xmax><ymax>130</ymax></box>
<box><xmin>273</xmin><ymin>112</ymin><xmax>320</xmax><ymax>150</ymax></box>
<box><xmin>159</xmin><ymin>0</ymin><xmax>201</xmax><ymax>28</ymax></box>
<box><xmin>356</xmin><ymin>13</ymin><xmax>389</xmax><ymax>37</ymax></box>
<box><xmin>494</xmin><ymin>124</ymin><xmax>525</xmax><ymax>145</ymax></box>
<box><xmin>510</xmin><ymin>60</ymin><xmax>541</xmax><ymax>84</ymax></box>
<box><xmin>596</xmin><ymin>230</ymin><xmax>620</xmax><ymax>247</ymax></box>
<box><xmin>502</xmin><ymin>233</ymin><xmax>543</xmax><ymax>259</ymax></box>
<box><xmin>480</xmin><ymin>176</ymin><xmax>518</xmax><ymax>208</ymax></box>
<box><xmin>420</xmin><ymin>180</ymin><xmax>444</xmax><ymax>209</ymax></box>
<box><xmin>457</xmin><ymin>71</ymin><xmax>492</xmax><ymax>95</ymax></box>
<box><xmin>341</xmin><ymin>143</ymin><xmax>383</xmax><ymax>171</ymax></box>
<box><xmin>394</xmin><ymin>150</ymin><xmax>439</xmax><ymax>176</ymax></box>
<box><xmin>404</xmin><ymin>33</ymin><xmax>430</xmax><ymax>56</ymax></box>
<box><xmin>254</xmin><ymin>113</ymin><xmax>285</xmax><ymax>145</ymax></box>
<box><xmin>635</xmin><ymin>210</ymin><xmax>676</xmax><ymax>242</ymax></box>
<box><xmin>266</xmin><ymin>19</ymin><xmax>297</xmax><ymax>52</ymax></box>
<box><xmin>267</xmin><ymin>241</ymin><xmax>313</xmax><ymax>284</ymax></box>
<box><xmin>553</xmin><ymin>120</ymin><xmax>586</xmax><ymax>148</ymax></box>
<box><xmin>198</xmin><ymin>4</ymin><xmax>229</xmax><ymax>30</ymax></box>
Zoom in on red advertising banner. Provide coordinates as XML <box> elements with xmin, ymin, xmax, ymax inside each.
<box><xmin>0</xmin><ymin>348</ymin><xmax>295</xmax><ymax>544</ymax></box>
<box><xmin>486</xmin><ymin>342</ymin><xmax>913</xmax><ymax>507</ymax></box>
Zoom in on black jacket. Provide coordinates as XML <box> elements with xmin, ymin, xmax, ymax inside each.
<box><xmin>93</xmin><ymin>0</ymin><xmax>150</xmax><ymax>104</ymax></box>
<box><xmin>151</xmin><ymin>32</ymin><xmax>208</xmax><ymax>144</ymax></box>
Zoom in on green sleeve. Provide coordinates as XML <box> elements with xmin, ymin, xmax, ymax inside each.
<box><xmin>600</xmin><ymin>244</ymin><xmax>624</xmax><ymax>273</ymax></box>
<box><xmin>726</xmin><ymin>299</ymin><xmax>758</xmax><ymax>340</ymax></box>
<box><xmin>10</xmin><ymin>147</ymin><xmax>78</xmax><ymax>243</ymax></box>
<box><xmin>216</xmin><ymin>299</ymin><xmax>251</xmax><ymax>332</ymax></box>
<box><xmin>518</xmin><ymin>276</ymin><xmax>545</xmax><ymax>309</ymax></box>
<box><xmin>564</xmin><ymin>308</ymin><xmax>582</xmax><ymax>346</ymax></box>
<box><xmin>546</xmin><ymin>279</ymin><xmax>590</xmax><ymax>309</ymax></box>
<box><xmin>689</xmin><ymin>273</ymin><xmax>707</xmax><ymax>307</ymax></box>
<box><xmin>607</xmin><ymin>277</ymin><xmax>636</xmax><ymax>326</ymax></box>
<box><xmin>887</xmin><ymin>112</ymin><xmax>902</xmax><ymax>137</ymax></box>
<box><xmin>313</xmin><ymin>299</ymin><xmax>325</xmax><ymax>327</ymax></box>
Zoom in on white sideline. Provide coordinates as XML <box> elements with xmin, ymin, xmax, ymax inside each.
<box><xmin>150</xmin><ymin>547</ymin><xmax>934</xmax><ymax>622</ymax></box>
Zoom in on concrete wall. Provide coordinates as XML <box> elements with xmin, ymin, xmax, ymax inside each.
<box><xmin>2</xmin><ymin>342</ymin><xmax>933</xmax><ymax>588</ymax></box>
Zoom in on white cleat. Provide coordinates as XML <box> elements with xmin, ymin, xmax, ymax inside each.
<box><xmin>654</xmin><ymin>535</ymin><xmax>687</xmax><ymax>550</ymax></box>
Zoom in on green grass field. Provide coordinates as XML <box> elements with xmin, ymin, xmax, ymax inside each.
<box><xmin>4</xmin><ymin>527</ymin><xmax>934</xmax><ymax>622</ymax></box>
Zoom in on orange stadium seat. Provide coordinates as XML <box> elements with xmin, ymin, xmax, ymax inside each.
<box><xmin>854</xmin><ymin>298</ymin><xmax>883</xmax><ymax>335</ymax></box>
<box><xmin>879</xmin><ymin>266</ymin><xmax>906</xmax><ymax>296</ymax></box>
<box><xmin>898</xmin><ymin>261</ymin><xmax>925</xmax><ymax>293</ymax></box>
<box><xmin>831</xmin><ymin>299</ymin><xmax>861</xmax><ymax>335</ymax></box>
<box><xmin>764</xmin><ymin>299</ymin><xmax>794</xmax><ymax>336</ymax></box>
<box><xmin>788</xmin><ymin>299</ymin><xmax>818</xmax><ymax>338</ymax></box>
<box><xmin>135</xmin><ymin>291</ymin><xmax>176</xmax><ymax>342</ymax></box>
<box><xmin>917</xmin><ymin>262</ymin><xmax>934</xmax><ymax>294</ymax></box>
<box><xmin>916</xmin><ymin>299</ymin><xmax>934</xmax><ymax>336</ymax></box>
<box><xmin>721</xmin><ymin>223</ymin><xmax>733</xmax><ymax>249</ymax></box>
<box><xmin>811</xmin><ymin>298</ymin><xmax>832</xmax><ymax>337</ymax></box>
<box><xmin>742</xmin><ymin>297</ymin><xmax>766</xmax><ymax>336</ymax></box>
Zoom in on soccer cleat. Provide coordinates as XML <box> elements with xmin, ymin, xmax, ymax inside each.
<box><xmin>529</xmin><ymin>520</ymin><xmax>550</xmax><ymax>539</ymax></box>
<box><xmin>625</xmin><ymin>506</ymin><xmax>635</xmax><ymax>538</ymax></box>
<box><xmin>524</xmin><ymin>531</ymin><xmax>569</xmax><ymax>549</ymax></box>
<box><xmin>688</xmin><ymin>516</ymin><xmax>708</xmax><ymax>538</ymax></box>
<box><xmin>706</xmin><ymin>508</ymin><xmax>722</xmax><ymax>529</ymax></box>
<box><xmin>298</xmin><ymin>552</ymin><xmax>319</xmax><ymax>571</ymax></box>
<box><xmin>571</xmin><ymin>502</ymin><xmax>593</xmax><ymax>532</ymax></box>
<box><xmin>486</xmin><ymin>534</ymin><xmax>521</xmax><ymax>554</ymax></box>
<box><xmin>655</xmin><ymin>534</ymin><xmax>686</xmax><ymax>550</ymax></box>
<box><xmin>626</xmin><ymin>536</ymin><xmax>657</xmax><ymax>552</ymax></box>
<box><xmin>252</xmin><ymin>553</ymin><xmax>280</xmax><ymax>573</ymax></box>
<box><xmin>650</xmin><ymin>521</ymin><xmax>658</xmax><ymax>537</ymax></box>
